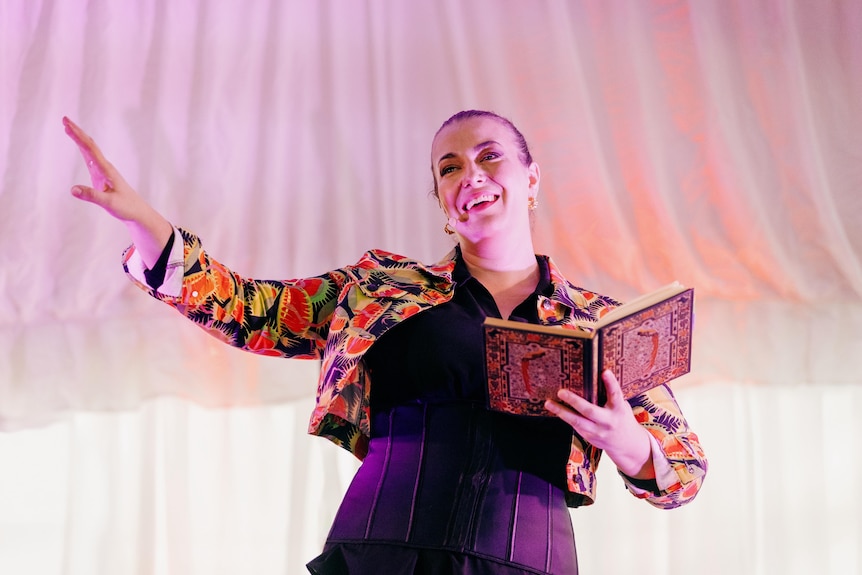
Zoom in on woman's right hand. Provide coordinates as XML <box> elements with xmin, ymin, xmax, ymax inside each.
<box><xmin>64</xmin><ymin>116</ymin><xmax>173</xmax><ymax>268</ymax></box>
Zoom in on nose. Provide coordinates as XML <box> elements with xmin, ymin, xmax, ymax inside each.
<box><xmin>461</xmin><ymin>162</ymin><xmax>486</xmax><ymax>188</ymax></box>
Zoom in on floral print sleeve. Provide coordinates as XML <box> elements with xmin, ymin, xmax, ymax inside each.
<box><xmin>621</xmin><ymin>384</ymin><xmax>708</xmax><ymax>508</ymax></box>
<box><xmin>123</xmin><ymin>227</ymin><xmax>345</xmax><ymax>359</ymax></box>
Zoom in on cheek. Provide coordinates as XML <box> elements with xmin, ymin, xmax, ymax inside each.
<box><xmin>436</xmin><ymin>198</ymin><xmax>449</xmax><ymax>216</ymax></box>
<box><xmin>492</xmin><ymin>166</ymin><xmax>527</xmax><ymax>192</ymax></box>
<box><xmin>437</xmin><ymin>184</ymin><xmax>459</xmax><ymax>210</ymax></box>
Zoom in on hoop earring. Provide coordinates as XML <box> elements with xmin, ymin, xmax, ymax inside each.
<box><xmin>528</xmin><ymin>197</ymin><xmax>539</xmax><ymax>211</ymax></box>
<box><xmin>444</xmin><ymin>223</ymin><xmax>456</xmax><ymax>235</ymax></box>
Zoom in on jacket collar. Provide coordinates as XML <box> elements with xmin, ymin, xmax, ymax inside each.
<box><xmin>445</xmin><ymin>245</ymin><xmax>581</xmax><ymax>325</ymax></box>
<box><xmin>350</xmin><ymin>246</ymin><xmax>598</xmax><ymax>325</ymax></box>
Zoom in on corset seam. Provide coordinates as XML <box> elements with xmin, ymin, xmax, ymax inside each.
<box><xmin>405</xmin><ymin>403</ymin><xmax>428</xmax><ymax>543</ymax></box>
<box><xmin>364</xmin><ymin>409</ymin><xmax>394</xmax><ymax>539</ymax></box>
<box><xmin>545</xmin><ymin>482</ymin><xmax>553</xmax><ymax>572</ymax></box>
<box><xmin>508</xmin><ymin>471</ymin><xmax>523</xmax><ymax>562</ymax></box>
<box><xmin>445</xmin><ymin>403</ymin><xmax>493</xmax><ymax>550</ymax></box>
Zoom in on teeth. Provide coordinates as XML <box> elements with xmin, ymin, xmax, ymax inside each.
<box><xmin>465</xmin><ymin>194</ymin><xmax>497</xmax><ymax>211</ymax></box>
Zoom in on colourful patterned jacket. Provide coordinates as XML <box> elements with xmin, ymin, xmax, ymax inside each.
<box><xmin>124</xmin><ymin>227</ymin><xmax>707</xmax><ymax>509</ymax></box>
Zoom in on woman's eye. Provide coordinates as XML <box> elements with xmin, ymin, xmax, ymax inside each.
<box><xmin>481</xmin><ymin>152</ymin><xmax>499</xmax><ymax>161</ymax></box>
<box><xmin>440</xmin><ymin>165</ymin><xmax>457</xmax><ymax>176</ymax></box>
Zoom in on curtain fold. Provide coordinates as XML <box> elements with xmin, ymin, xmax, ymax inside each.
<box><xmin>1</xmin><ymin>0</ymin><xmax>860</xmax><ymax>573</ymax></box>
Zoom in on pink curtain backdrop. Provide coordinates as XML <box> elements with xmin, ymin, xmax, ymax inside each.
<box><xmin>1</xmin><ymin>1</ymin><xmax>860</xmax><ymax>573</ymax></box>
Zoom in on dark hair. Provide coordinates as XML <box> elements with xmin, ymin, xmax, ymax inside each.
<box><xmin>431</xmin><ymin>110</ymin><xmax>533</xmax><ymax>198</ymax></box>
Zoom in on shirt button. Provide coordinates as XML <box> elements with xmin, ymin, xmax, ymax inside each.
<box><xmin>191</xmin><ymin>291</ymin><xmax>199</xmax><ymax>297</ymax></box>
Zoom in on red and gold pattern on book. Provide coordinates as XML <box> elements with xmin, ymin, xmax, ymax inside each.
<box><xmin>485</xmin><ymin>325</ymin><xmax>594</xmax><ymax>416</ymax></box>
<box><xmin>484</xmin><ymin>287</ymin><xmax>694</xmax><ymax>417</ymax></box>
<box><xmin>599</xmin><ymin>288</ymin><xmax>693</xmax><ymax>402</ymax></box>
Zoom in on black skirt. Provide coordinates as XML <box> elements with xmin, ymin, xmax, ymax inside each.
<box><xmin>306</xmin><ymin>402</ymin><xmax>578</xmax><ymax>574</ymax></box>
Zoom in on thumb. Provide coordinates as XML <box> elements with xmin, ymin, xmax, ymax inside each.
<box><xmin>71</xmin><ymin>184</ymin><xmax>97</xmax><ymax>203</ymax></box>
<box><xmin>602</xmin><ymin>369</ymin><xmax>625</xmax><ymax>405</ymax></box>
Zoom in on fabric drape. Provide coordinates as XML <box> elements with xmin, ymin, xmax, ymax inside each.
<box><xmin>1</xmin><ymin>1</ymin><xmax>859</xmax><ymax>573</ymax></box>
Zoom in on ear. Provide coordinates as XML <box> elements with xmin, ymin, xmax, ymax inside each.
<box><xmin>527</xmin><ymin>161</ymin><xmax>540</xmax><ymax>198</ymax></box>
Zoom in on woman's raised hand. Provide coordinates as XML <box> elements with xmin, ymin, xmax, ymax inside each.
<box><xmin>65</xmin><ymin>116</ymin><xmax>142</xmax><ymax>221</ymax></box>
<box><xmin>64</xmin><ymin>117</ymin><xmax>173</xmax><ymax>268</ymax></box>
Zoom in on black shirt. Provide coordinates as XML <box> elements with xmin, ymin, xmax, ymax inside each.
<box><xmin>363</xmin><ymin>250</ymin><xmax>573</xmax><ymax>489</ymax></box>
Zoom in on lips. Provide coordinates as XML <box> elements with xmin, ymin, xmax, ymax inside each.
<box><xmin>462</xmin><ymin>193</ymin><xmax>500</xmax><ymax>212</ymax></box>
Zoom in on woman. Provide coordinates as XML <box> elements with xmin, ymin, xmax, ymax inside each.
<box><xmin>64</xmin><ymin>110</ymin><xmax>707</xmax><ymax>574</ymax></box>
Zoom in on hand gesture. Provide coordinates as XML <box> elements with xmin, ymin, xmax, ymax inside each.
<box><xmin>63</xmin><ymin>117</ymin><xmax>172</xmax><ymax>267</ymax></box>
<box><xmin>545</xmin><ymin>369</ymin><xmax>655</xmax><ymax>480</ymax></box>
<box><xmin>63</xmin><ymin>116</ymin><xmax>142</xmax><ymax>221</ymax></box>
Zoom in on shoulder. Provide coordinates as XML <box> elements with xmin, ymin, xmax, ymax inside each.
<box><xmin>343</xmin><ymin>249</ymin><xmax>456</xmax><ymax>298</ymax></box>
<box><xmin>542</xmin><ymin>255</ymin><xmax>622</xmax><ymax>321</ymax></box>
<box><xmin>352</xmin><ymin>248</ymin><xmax>455</xmax><ymax>268</ymax></box>
<box><xmin>352</xmin><ymin>248</ymin><xmax>426</xmax><ymax>269</ymax></box>
<box><xmin>348</xmin><ymin>248</ymin><xmax>456</xmax><ymax>276</ymax></box>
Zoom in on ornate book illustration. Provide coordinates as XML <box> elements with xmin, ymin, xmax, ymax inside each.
<box><xmin>484</xmin><ymin>284</ymin><xmax>694</xmax><ymax>416</ymax></box>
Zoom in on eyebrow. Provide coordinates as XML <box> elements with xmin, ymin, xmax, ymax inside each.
<box><xmin>436</xmin><ymin>140</ymin><xmax>502</xmax><ymax>166</ymax></box>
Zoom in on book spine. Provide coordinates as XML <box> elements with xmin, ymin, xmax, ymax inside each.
<box><xmin>592</xmin><ymin>336</ymin><xmax>601</xmax><ymax>404</ymax></box>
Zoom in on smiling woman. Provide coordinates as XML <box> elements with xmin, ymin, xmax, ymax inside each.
<box><xmin>430</xmin><ymin>111</ymin><xmax>544</xmax><ymax>319</ymax></box>
<box><xmin>64</xmin><ymin>110</ymin><xmax>707</xmax><ymax>575</ymax></box>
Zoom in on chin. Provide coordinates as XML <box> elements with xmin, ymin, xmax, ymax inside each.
<box><xmin>462</xmin><ymin>221</ymin><xmax>517</xmax><ymax>243</ymax></box>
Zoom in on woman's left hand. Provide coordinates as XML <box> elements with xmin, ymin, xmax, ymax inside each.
<box><xmin>545</xmin><ymin>369</ymin><xmax>656</xmax><ymax>480</ymax></box>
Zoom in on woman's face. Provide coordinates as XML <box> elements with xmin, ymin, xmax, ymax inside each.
<box><xmin>431</xmin><ymin>116</ymin><xmax>539</xmax><ymax>244</ymax></box>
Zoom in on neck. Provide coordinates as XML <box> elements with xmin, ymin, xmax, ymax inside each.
<box><xmin>459</xmin><ymin>239</ymin><xmax>539</xmax><ymax>292</ymax></box>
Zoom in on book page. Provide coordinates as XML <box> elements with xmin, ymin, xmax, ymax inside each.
<box><xmin>483</xmin><ymin>317</ymin><xmax>593</xmax><ymax>338</ymax></box>
<box><xmin>569</xmin><ymin>282</ymin><xmax>687</xmax><ymax>330</ymax></box>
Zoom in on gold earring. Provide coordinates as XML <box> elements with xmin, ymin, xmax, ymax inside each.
<box><xmin>444</xmin><ymin>222</ymin><xmax>456</xmax><ymax>235</ymax></box>
<box><xmin>528</xmin><ymin>197</ymin><xmax>539</xmax><ymax>211</ymax></box>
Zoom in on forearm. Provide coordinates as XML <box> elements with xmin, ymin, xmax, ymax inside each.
<box><xmin>124</xmin><ymin>228</ymin><xmax>335</xmax><ymax>359</ymax></box>
<box><xmin>123</xmin><ymin>203</ymin><xmax>173</xmax><ymax>270</ymax></box>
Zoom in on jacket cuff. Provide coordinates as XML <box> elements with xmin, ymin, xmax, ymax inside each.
<box><xmin>123</xmin><ymin>227</ymin><xmax>185</xmax><ymax>298</ymax></box>
<box><xmin>620</xmin><ymin>433</ymin><xmax>680</xmax><ymax>496</ymax></box>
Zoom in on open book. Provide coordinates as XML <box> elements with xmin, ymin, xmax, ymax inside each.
<box><xmin>483</xmin><ymin>283</ymin><xmax>694</xmax><ymax>416</ymax></box>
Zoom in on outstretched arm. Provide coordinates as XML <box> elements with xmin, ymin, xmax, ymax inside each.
<box><xmin>63</xmin><ymin>116</ymin><xmax>172</xmax><ymax>268</ymax></box>
<box><xmin>64</xmin><ymin>116</ymin><xmax>340</xmax><ymax>360</ymax></box>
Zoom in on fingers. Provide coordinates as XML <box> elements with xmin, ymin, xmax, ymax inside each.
<box><xmin>545</xmin><ymin>395</ymin><xmax>594</xmax><ymax>432</ymax></box>
<box><xmin>70</xmin><ymin>184</ymin><xmax>98</xmax><ymax>204</ymax></box>
<box><xmin>550</xmin><ymin>388</ymin><xmax>594</xmax><ymax>418</ymax></box>
<box><xmin>63</xmin><ymin>117</ymin><xmax>115</xmax><ymax>193</ymax></box>
<box><xmin>601</xmin><ymin>369</ymin><xmax>625</xmax><ymax>406</ymax></box>
<box><xmin>544</xmin><ymin>369</ymin><xmax>623</xmax><ymax>434</ymax></box>
<box><xmin>548</xmin><ymin>369</ymin><xmax>620</xmax><ymax>416</ymax></box>
<box><xmin>63</xmin><ymin>116</ymin><xmax>100</xmax><ymax>163</ymax></box>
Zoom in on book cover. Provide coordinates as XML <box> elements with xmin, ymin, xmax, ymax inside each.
<box><xmin>483</xmin><ymin>285</ymin><xmax>694</xmax><ymax>417</ymax></box>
